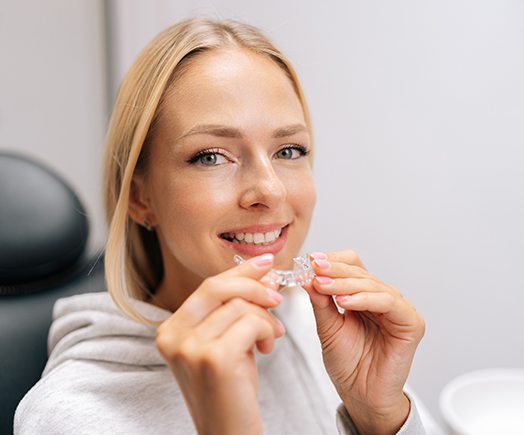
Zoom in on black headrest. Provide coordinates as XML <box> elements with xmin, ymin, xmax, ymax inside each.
<box><xmin>0</xmin><ymin>152</ymin><xmax>89</xmax><ymax>294</ymax></box>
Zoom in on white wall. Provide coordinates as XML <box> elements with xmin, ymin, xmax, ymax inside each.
<box><xmin>0</xmin><ymin>0</ymin><xmax>108</xmax><ymax>252</ymax></box>
<box><xmin>107</xmin><ymin>0</ymin><xmax>524</xmax><ymax>428</ymax></box>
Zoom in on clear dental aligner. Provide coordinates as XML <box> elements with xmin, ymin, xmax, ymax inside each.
<box><xmin>233</xmin><ymin>254</ymin><xmax>315</xmax><ymax>289</ymax></box>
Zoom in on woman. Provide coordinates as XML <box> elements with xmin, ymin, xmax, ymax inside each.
<box><xmin>15</xmin><ymin>18</ymin><xmax>435</xmax><ymax>434</ymax></box>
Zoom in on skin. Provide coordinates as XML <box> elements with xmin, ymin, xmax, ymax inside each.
<box><xmin>128</xmin><ymin>47</ymin><xmax>425</xmax><ymax>435</ymax></box>
<box><xmin>131</xmin><ymin>47</ymin><xmax>315</xmax><ymax>311</ymax></box>
<box><xmin>306</xmin><ymin>252</ymin><xmax>425</xmax><ymax>434</ymax></box>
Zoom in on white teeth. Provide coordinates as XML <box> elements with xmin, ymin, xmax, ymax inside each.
<box><xmin>253</xmin><ymin>233</ymin><xmax>265</xmax><ymax>244</ymax></box>
<box><xmin>224</xmin><ymin>228</ymin><xmax>283</xmax><ymax>245</ymax></box>
<box><xmin>265</xmin><ymin>230</ymin><xmax>278</xmax><ymax>243</ymax></box>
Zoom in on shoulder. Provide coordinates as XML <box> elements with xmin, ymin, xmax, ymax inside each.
<box><xmin>14</xmin><ymin>360</ymin><xmax>79</xmax><ymax>434</ymax></box>
<box><xmin>15</xmin><ymin>359</ymin><xmax>192</xmax><ymax>434</ymax></box>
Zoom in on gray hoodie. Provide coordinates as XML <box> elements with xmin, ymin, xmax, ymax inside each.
<box><xmin>14</xmin><ymin>289</ymin><xmax>437</xmax><ymax>434</ymax></box>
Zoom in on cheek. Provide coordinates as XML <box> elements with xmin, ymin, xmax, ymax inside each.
<box><xmin>283</xmin><ymin>171</ymin><xmax>317</xmax><ymax>216</ymax></box>
<box><xmin>153</xmin><ymin>174</ymin><xmax>235</xmax><ymax>236</ymax></box>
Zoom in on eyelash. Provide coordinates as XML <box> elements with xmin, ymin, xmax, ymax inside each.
<box><xmin>277</xmin><ymin>144</ymin><xmax>310</xmax><ymax>159</ymax></box>
<box><xmin>186</xmin><ymin>147</ymin><xmax>225</xmax><ymax>165</ymax></box>
<box><xmin>186</xmin><ymin>144</ymin><xmax>310</xmax><ymax>165</ymax></box>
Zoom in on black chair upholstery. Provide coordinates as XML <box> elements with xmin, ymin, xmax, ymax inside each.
<box><xmin>0</xmin><ymin>152</ymin><xmax>106</xmax><ymax>435</ymax></box>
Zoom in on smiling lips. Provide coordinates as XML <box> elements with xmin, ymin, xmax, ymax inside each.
<box><xmin>220</xmin><ymin>224</ymin><xmax>289</xmax><ymax>256</ymax></box>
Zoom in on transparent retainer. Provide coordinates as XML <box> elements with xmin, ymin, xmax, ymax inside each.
<box><xmin>233</xmin><ymin>254</ymin><xmax>315</xmax><ymax>289</ymax></box>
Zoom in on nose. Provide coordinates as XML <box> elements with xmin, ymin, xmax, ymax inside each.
<box><xmin>238</xmin><ymin>156</ymin><xmax>287</xmax><ymax>210</ymax></box>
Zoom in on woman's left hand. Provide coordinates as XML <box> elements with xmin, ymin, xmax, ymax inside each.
<box><xmin>303</xmin><ymin>250</ymin><xmax>425</xmax><ymax>435</ymax></box>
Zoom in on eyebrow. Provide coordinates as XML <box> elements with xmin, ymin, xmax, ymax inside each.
<box><xmin>175</xmin><ymin>123</ymin><xmax>308</xmax><ymax>142</ymax></box>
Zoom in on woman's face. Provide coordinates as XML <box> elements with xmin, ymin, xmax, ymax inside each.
<box><xmin>134</xmin><ymin>48</ymin><xmax>316</xmax><ymax>297</ymax></box>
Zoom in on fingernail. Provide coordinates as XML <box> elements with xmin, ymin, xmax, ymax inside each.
<box><xmin>254</xmin><ymin>253</ymin><xmax>274</xmax><ymax>267</ymax></box>
<box><xmin>336</xmin><ymin>294</ymin><xmax>362</xmax><ymax>304</ymax></box>
<box><xmin>310</xmin><ymin>251</ymin><xmax>328</xmax><ymax>260</ymax></box>
<box><xmin>335</xmin><ymin>295</ymin><xmax>352</xmax><ymax>304</ymax></box>
<box><xmin>266</xmin><ymin>288</ymin><xmax>283</xmax><ymax>303</ymax></box>
<box><xmin>313</xmin><ymin>259</ymin><xmax>331</xmax><ymax>270</ymax></box>
<box><xmin>315</xmin><ymin>276</ymin><xmax>334</xmax><ymax>286</ymax></box>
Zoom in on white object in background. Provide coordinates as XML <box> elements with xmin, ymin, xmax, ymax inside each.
<box><xmin>440</xmin><ymin>368</ymin><xmax>524</xmax><ymax>435</ymax></box>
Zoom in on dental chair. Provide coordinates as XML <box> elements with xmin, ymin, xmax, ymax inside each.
<box><xmin>0</xmin><ymin>152</ymin><xmax>106</xmax><ymax>435</ymax></box>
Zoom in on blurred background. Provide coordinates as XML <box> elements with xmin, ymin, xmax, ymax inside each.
<box><xmin>1</xmin><ymin>0</ymin><xmax>523</xmax><ymax>429</ymax></box>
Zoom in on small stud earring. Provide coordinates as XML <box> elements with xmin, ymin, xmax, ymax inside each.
<box><xmin>143</xmin><ymin>219</ymin><xmax>152</xmax><ymax>231</ymax></box>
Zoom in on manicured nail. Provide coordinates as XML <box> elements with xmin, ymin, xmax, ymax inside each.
<box><xmin>266</xmin><ymin>288</ymin><xmax>283</xmax><ymax>303</ymax></box>
<box><xmin>315</xmin><ymin>276</ymin><xmax>334</xmax><ymax>286</ymax></box>
<box><xmin>313</xmin><ymin>259</ymin><xmax>331</xmax><ymax>270</ymax></box>
<box><xmin>310</xmin><ymin>251</ymin><xmax>328</xmax><ymax>260</ymax></box>
<box><xmin>254</xmin><ymin>253</ymin><xmax>274</xmax><ymax>267</ymax></box>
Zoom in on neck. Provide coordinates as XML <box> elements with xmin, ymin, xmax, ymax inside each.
<box><xmin>148</xmin><ymin>264</ymin><xmax>203</xmax><ymax>312</ymax></box>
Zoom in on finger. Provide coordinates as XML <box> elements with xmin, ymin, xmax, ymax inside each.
<box><xmin>260</xmin><ymin>273</ymin><xmax>280</xmax><ymax>291</ymax></box>
<box><xmin>302</xmin><ymin>282</ymin><xmax>344</xmax><ymax>338</ymax></box>
<box><xmin>335</xmin><ymin>291</ymin><xmax>420</xmax><ymax>327</ymax></box>
<box><xmin>200</xmin><ymin>252</ymin><xmax>279</xmax><ymax>302</ymax></box>
<box><xmin>231</xmin><ymin>253</ymin><xmax>280</xmax><ymax>291</ymax></box>
<box><xmin>313</xmin><ymin>276</ymin><xmax>385</xmax><ymax>296</ymax></box>
<box><xmin>311</xmin><ymin>249</ymin><xmax>367</xmax><ymax>270</ymax></box>
<box><xmin>175</xmin><ymin>276</ymin><xmax>283</xmax><ymax>329</ymax></box>
<box><xmin>218</xmin><ymin>313</ymin><xmax>277</xmax><ymax>355</ymax></box>
<box><xmin>220</xmin><ymin>253</ymin><xmax>275</xmax><ymax>279</ymax></box>
<box><xmin>302</xmin><ymin>281</ymin><xmax>335</xmax><ymax>309</ymax></box>
<box><xmin>311</xmin><ymin>259</ymin><xmax>371</xmax><ymax>280</ymax></box>
<box><xmin>191</xmin><ymin>298</ymin><xmax>285</xmax><ymax>342</ymax></box>
<box><xmin>335</xmin><ymin>291</ymin><xmax>396</xmax><ymax>314</ymax></box>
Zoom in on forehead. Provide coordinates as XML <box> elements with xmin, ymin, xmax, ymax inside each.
<box><xmin>159</xmin><ymin>48</ymin><xmax>306</xmax><ymax>134</ymax></box>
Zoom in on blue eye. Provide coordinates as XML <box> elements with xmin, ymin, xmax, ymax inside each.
<box><xmin>275</xmin><ymin>145</ymin><xmax>310</xmax><ymax>160</ymax></box>
<box><xmin>187</xmin><ymin>149</ymin><xmax>228</xmax><ymax>166</ymax></box>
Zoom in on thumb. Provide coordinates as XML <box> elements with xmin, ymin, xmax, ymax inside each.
<box><xmin>303</xmin><ymin>281</ymin><xmax>342</xmax><ymax>335</ymax></box>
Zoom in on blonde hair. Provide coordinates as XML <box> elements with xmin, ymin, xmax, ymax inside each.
<box><xmin>104</xmin><ymin>17</ymin><xmax>312</xmax><ymax>323</ymax></box>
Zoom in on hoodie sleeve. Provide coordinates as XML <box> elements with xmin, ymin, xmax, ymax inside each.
<box><xmin>335</xmin><ymin>393</ymin><xmax>427</xmax><ymax>435</ymax></box>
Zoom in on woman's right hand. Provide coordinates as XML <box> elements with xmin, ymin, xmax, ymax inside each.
<box><xmin>156</xmin><ymin>253</ymin><xmax>284</xmax><ymax>435</ymax></box>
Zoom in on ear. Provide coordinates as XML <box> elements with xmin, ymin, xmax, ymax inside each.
<box><xmin>128</xmin><ymin>175</ymin><xmax>157</xmax><ymax>227</ymax></box>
